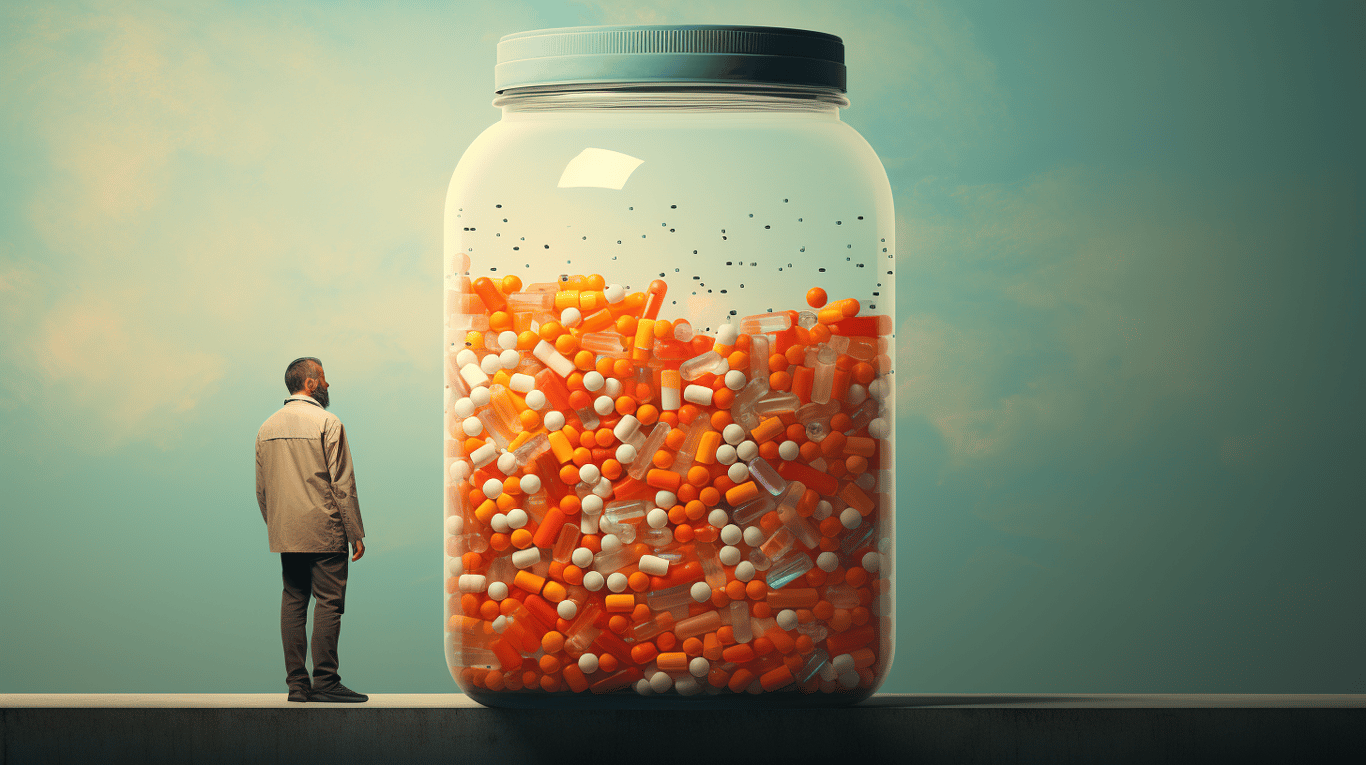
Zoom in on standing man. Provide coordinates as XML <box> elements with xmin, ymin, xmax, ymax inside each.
<box><xmin>256</xmin><ymin>357</ymin><xmax>368</xmax><ymax>703</ymax></box>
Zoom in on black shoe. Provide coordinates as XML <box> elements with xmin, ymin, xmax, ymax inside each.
<box><xmin>287</xmin><ymin>687</ymin><xmax>310</xmax><ymax>703</ymax></box>
<box><xmin>308</xmin><ymin>682</ymin><xmax>368</xmax><ymax>703</ymax></box>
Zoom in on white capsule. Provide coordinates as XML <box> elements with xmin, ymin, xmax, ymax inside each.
<box><xmin>715</xmin><ymin>444</ymin><xmax>738</xmax><ymax>465</ymax></box>
<box><xmin>840</xmin><ymin>507</ymin><xmax>863</xmax><ymax>529</ymax></box>
<box><xmin>469</xmin><ymin>386</ymin><xmax>492</xmax><ymax>407</ymax></box>
<box><xmin>509</xmin><ymin>373</ymin><xmax>535</xmax><ymax>393</ymax></box>
<box><xmin>868</xmin><ymin>418</ymin><xmax>890</xmax><ymax>439</ymax></box>
<box><xmin>613</xmin><ymin>415</ymin><xmax>642</xmax><ymax>443</ymax></box>
<box><xmin>505</xmin><ymin>508</ymin><xmax>528</xmax><ymax>530</ymax></box>
<box><xmin>519</xmin><ymin>474</ymin><xmax>542</xmax><ymax>494</ymax></box>
<box><xmin>743</xmin><ymin>526</ymin><xmax>765</xmax><ymax>546</ymax></box>
<box><xmin>561</xmin><ymin>306</ymin><xmax>582</xmax><ymax>327</ymax></box>
<box><xmin>716</xmin><ymin>324</ymin><xmax>739</xmax><ymax>345</ymax></box>
<box><xmin>604</xmin><ymin>377</ymin><xmax>623</xmax><ymax>398</ymax></box>
<box><xmin>604</xmin><ymin>284</ymin><xmax>626</xmax><ymax>303</ymax></box>
<box><xmin>490</xmin><ymin>614</ymin><xmax>508</xmax><ymax>633</ymax></box>
<box><xmin>487</xmin><ymin>581</ymin><xmax>509</xmax><ymax>601</ymax></box>
<box><xmin>724</xmin><ymin>369</ymin><xmax>747</xmax><ymax>390</ymax></box>
<box><xmin>462</xmin><ymin>416</ymin><xmax>484</xmax><ymax>437</ymax></box>
<box><xmin>457</xmin><ymin>574</ymin><xmax>487</xmax><ymax>593</ymax></box>
<box><xmin>689</xmin><ymin>657</ymin><xmax>710</xmax><ymax>677</ymax></box>
<box><xmin>606</xmin><ymin>572</ymin><xmax>629</xmax><ymax>592</ymax></box>
<box><xmin>816</xmin><ymin>552</ymin><xmax>839</xmax><ymax>572</ymax></box>
<box><xmin>722</xmin><ymin>423</ymin><xmax>746</xmax><ymax>445</ymax></box>
<box><xmin>578</xmin><ymin>653</ymin><xmax>599</xmax><ymax>674</ymax></box>
<box><xmin>444</xmin><ymin>515</ymin><xmax>464</xmax><ymax>536</ymax></box>
<box><xmin>448</xmin><ymin>460</ymin><xmax>472</xmax><ymax>484</ymax></box>
<box><xmin>594</xmin><ymin>395</ymin><xmax>614</xmax><ymax>415</ymax></box>
<box><xmin>524</xmin><ymin>389</ymin><xmax>547</xmax><ymax>410</ymax></box>
<box><xmin>479</xmin><ymin>354</ymin><xmax>502</xmax><ymax>375</ymax></box>
<box><xmin>682</xmin><ymin>385</ymin><xmax>713</xmax><ymax>406</ymax></box>
<box><xmin>646</xmin><ymin>508</ymin><xmax>669</xmax><ymax>529</ymax></box>
<box><xmin>719</xmin><ymin>545</ymin><xmax>741</xmax><ymax>566</ymax></box>
<box><xmin>453</xmin><ymin>397</ymin><xmax>476</xmax><ymax>418</ymax></box>
<box><xmin>600</xmin><ymin>533</ymin><xmax>622</xmax><ymax>554</ymax></box>
<box><xmin>470</xmin><ymin>441</ymin><xmax>497</xmax><ymax>468</ymax></box>
<box><xmin>727</xmin><ymin>462</ymin><xmax>750</xmax><ymax>483</ymax></box>
<box><xmin>736</xmin><ymin>440</ymin><xmax>759</xmax><ymax>461</ymax></box>
<box><xmin>638</xmin><ymin>555</ymin><xmax>669</xmax><ymax>576</ymax></box>
<box><xmin>490</xmin><ymin>513</ymin><xmax>511</xmax><ymax>534</ymax></box>
<box><xmin>583</xmin><ymin>371</ymin><xmax>605</xmax><ymax>392</ymax></box>
<box><xmin>512</xmin><ymin>547</ymin><xmax>541</xmax><ymax>569</ymax></box>
<box><xmin>482</xmin><ymin>478</ymin><xmax>503</xmax><ymax>499</ymax></box>
<box><xmin>862</xmin><ymin>551</ymin><xmax>881</xmax><ymax>573</ymax></box>
<box><xmin>497</xmin><ymin>451</ymin><xmax>518</xmax><ymax>475</ymax></box>
<box><xmin>706</xmin><ymin>509</ymin><xmax>729</xmax><ymax>529</ymax></box>
<box><xmin>543</xmin><ymin>411</ymin><xmax>566</xmax><ymax>430</ymax></box>
<box><xmin>581</xmin><ymin>494</ymin><xmax>604</xmax><ymax>515</ymax></box>
<box><xmin>499</xmin><ymin>349</ymin><xmax>520</xmax><ymax>369</ymax></box>
<box><xmin>582</xmin><ymin>571</ymin><xmax>605</xmax><ymax>591</ymax></box>
<box><xmin>579</xmin><ymin>464</ymin><xmax>601</xmax><ymax>485</ymax></box>
<box><xmin>690</xmin><ymin>581</ymin><xmax>712</xmax><ymax>603</ymax></box>
<box><xmin>571</xmin><ymin>547</ymin><xmax>594</xmax><ymax>567</ymax></box>
<box><xmin>778</xmin><ymin>440</ymin><xmax>800</xmax><ymax>461</ymax></box>
<box><xmin>814</xmin><ymin>500</ymin><xmax>834</xmax><ymax>520</ymax></box>
<box><xmin>734</xmin><ymin>561</ymin><xmax>756</xmax><ymax>582</ymax></box>
<box><xmin>720</xmin><ymin>524</ymin><xmax>743</xmax><ymax>546</ymax></box>
<box><xmin>557</xmin><ymin>599</ymin><xmax>578</xmax><ymax>620</ymax></box>
<box><xmin>845</xmin><ymin>384</ymin><xmax>868</xmax><ymax>407</ymax></box>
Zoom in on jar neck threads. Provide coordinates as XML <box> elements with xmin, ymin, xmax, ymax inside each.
<box><xmin>494</xmin><ymin>84</ymin><xmax>848</xmax><ymax>113</ymax></box>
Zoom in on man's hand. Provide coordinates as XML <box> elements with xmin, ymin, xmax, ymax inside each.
<box><xmin>352</xmin><ymin>539</ymin><xmax>365</xmax><ymax>562</ymax></box>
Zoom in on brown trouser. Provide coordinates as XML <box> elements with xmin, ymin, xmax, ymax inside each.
<box><xmin>280</xmin><ymin>552</ymin><xmax>348</xmax><ymax>691</ymax></box>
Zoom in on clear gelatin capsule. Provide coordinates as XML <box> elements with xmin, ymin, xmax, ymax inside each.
<box><xmin>444</xmin><ymin>24</ymin><xmax>895</xmax><ymax>708</ymax></box>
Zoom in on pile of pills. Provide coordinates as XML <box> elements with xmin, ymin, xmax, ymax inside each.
<box><xmin>445</xmin><ymin>273</ymin><xmax>893</xmax><ymax>697</ymax></box>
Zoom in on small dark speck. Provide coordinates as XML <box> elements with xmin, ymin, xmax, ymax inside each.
<box><xmin>729</xmin><ymin>310</ymin><xmax>738</xmax><ymax>315</ymax></box>
<box><xmin>693</xmin><ymin>250</ymin><xmax>698</xmax><ymax>254</ymax></box>
<box><xmin>490</xmin><ymin>267</ymin><xmax>497</xmax><ymax>271</ymax></box>
<box><xmin>502</xmin><ymin>218</ymin><xmax>508</xmax><ymax>222</ymax></box>
<box><xmin>783</xmin><ymin>199</ymin><xmax>788</xmax><ymax>203</ymax></box>
<box><xmin>582</xmin><ymin>236</ymin><xmax>587</xmax><ymax>240</ymax></box>
<box><xmin>726</xmin><ymin>261</ymin><xmax>733</xmax><ymax>266</ymax></box>
<box><xmin>799</xmin><ymin>247</ymin><xmax>805</xmax><ymax>252</ymax></box>
<box><xmin>739</xmin><ymin>284</ymin><xmax>744</xmax><ymax>288</ymax></box>
<box><xmin>836</xmin><ymin>221</ymin><xmax>842</xmax><ymax>225</ymax></box>
<box><xmin>659</xmin><ymin>273</ymin><xmax>666</xmax><ymax>277</ymax></box>
<box><xmin>872</xmin><ymin>292</ymin><xmax>880</xmax><ymax>296</ymax></box>
<box><xmin>707</xmin><ymin>289</ymin><xmax>712</xmax><ymax>293</ymax></box>
<box><xmin>722</xmin><ymin>236</ymin><xmax>727</xmax><ymax>240</ymax></box>
<box><xmin>798</xmin><ymin>218</ymin><xmax>803</xmax><ymax>222</ymax></box>
<box><xmin>692</xmin><ymin>276</ymin><xmax>700</xmax><ymax>280</ymax></box>
<box><xmin>513</xmin><ymin>246</ymin><xmax>519</xmax><ymax>250</ymax></box>
<box><xmin>617</xmin><ymin>240</ymin><xmax>622</xmax><ymax>244</ymax></box>
<box><xmin>764</xmin><ymin>225</ymin><xmax>770</xmax><ymax>229</ymax></box>
<box><xmin>818</xmin><ymin>267</ymin><xmax>826</xmax><ymax>272</ymax></box>
<box><xmin>669</xmin><ymin>229</ymin><xmax>675</xmax><ymax>233</ymax></box>
<box><xmin>720</xmin><ymin>290</ymin><xmax>727</xmax><ymax>294</ymax></box>
<box><xmin>869</xmin><ymin>304</ymin><xmax>876</xmax><ymax>309</ymax></box>
<box><xmin>670</xmin><ymin>204</ymin><xmax>676</xmax><ymax>208</ymax></box>
<box><xmin>544</xmin><ymin>244</ymin><xmax>550</xmax><ymax>249</ymax></box>
<box><xmin>629</xmin><ymin>207</ymin><xmax>634</xmax><ymax>210</ymax></box>
<box><xmin>748</xmin><ymin>213</ymin><xmax>753</xmax><ymax>218</ymax></box>
<box><xmin>857</xmin><ymin>216</ymin><xmax>863</xmax><ymax>220</ymax></box>
<box><xmin>495</xmin><ymin>204</ymin><xmax>501</xmax><ymax>208</ymax></box>
<box><xmin>856</xmin><ymin>263</ymin><xmax>864</xmax><ymax>268</ymax></box>
<box><xmin>766</xmin><ymin>308</ymin><xmax>773</xmax><ymax>313</ymax></box>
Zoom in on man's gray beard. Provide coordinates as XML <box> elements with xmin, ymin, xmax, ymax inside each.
<box><xmin>311</xmin><ymin>388</ymin><xmax>329</xmax><ymax>409</ymax></box>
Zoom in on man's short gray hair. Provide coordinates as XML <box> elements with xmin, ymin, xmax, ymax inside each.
<box><xmin>285</xmin><ymin>357</ymin><xmax>323</xmax><ymax>394</ymax></box>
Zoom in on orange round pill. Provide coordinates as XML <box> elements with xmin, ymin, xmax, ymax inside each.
<box><xmin>500</xmin><ymin>275</ymin><xmax>522</xmax><ymax>293</ymax></box>
<box><xmin>489</xmin><ymin>311</ymin><xmax>512</xmax><ymax>331</ymax></box>
<box><xmin>806</xmin><ymin>287</ymin><xmax>828</xmax><ymax>308</ymax></box>
<box><xmin>745</xmin><ymin>580</ymin><xmax>767</xmax><ymax>600</ymax></box>
<box><xmin>542</xmin><ymin>631</ymin><xmax>565</xmax><ymax>653</ymax></box>
<box><xmin>509</xmin><ymin>529</ymin><xmax>533</xmax><ymax>549</ymax></box>
<box><xmin>686</xmin><ymin>466</ymin><xmax>710</xmax><ymax>487</ymax></box>
<box><xmin>628</xmin><ymin>571</ymin><xmax>651</xmax><ymax>592</ymax></box>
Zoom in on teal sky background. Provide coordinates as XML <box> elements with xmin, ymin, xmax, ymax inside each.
<box><xmin>1</xmin><ymin>0</ymin><xmax>1362</xmax><ymax>694</ymax></box>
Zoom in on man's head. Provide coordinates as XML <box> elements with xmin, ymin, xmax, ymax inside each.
<box><xmin>285</xmin><ymin>357</ymin><xmax>329</xmax><ymax>409</ymax></box>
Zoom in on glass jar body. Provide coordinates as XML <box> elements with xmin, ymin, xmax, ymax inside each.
<box><xmin>444</xmin><ymin>91</ymin><xmax>896</xmax><ymax>707</ymax></box>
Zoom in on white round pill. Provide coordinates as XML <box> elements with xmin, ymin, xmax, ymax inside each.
<box><xmin>734</xmin><ymin>561</ymin><xmax>756</xmax><ymax>582</ymax></box>
<box><xmin>581</xmin><ymin>494</ymin><xmax>603</xmax><ymax>515</ymax></box>
<box><xmin>593</xmin><ymin>395</ymin><xmax>614</xmax><ymax>415</ymax></box>
<box><xmin>816</xmin><ymin>552</ymin><xmax>839</xmax><ymax>572</ymax></box>
<box><xmin>814</xmin><ymin>500</ymin><xmax>833</xmax><ymax>520</ymax></box>
<box><xmin>615</xmin><ymin>444</ymin><xmax>638</xmax><ymax>464</ymax></box>
<box><xmin>717</xmin><ymin>324</ymin><xmax>738</xmax><ymax>345</ymax></box>
<box><xmin>448</xmin><ymin>460</ymin><xmax>471</xmax><ymax>484</ymax></box>
<box><xmin>544</xmin><ymin>411</ymin><xmax>566</xmax><ymax>430</ymax></box>
<box><xmin>519</xmin><ymin>474</ymin><xmax>541</xmax><ymax>494</ymax></box>
<box><xmin>689</xmin><ymin>657</ymin><xmax>710</xmax><ymax>677</ymax></box>
<box><xmin>868</xmin><ymin>417</ymin><xmax>890</xmax><ymax>439</ymax></box>
<box><xmin>579</xmin><ymin>464</ymin><xmax>601</xmax><ymax>485</ymax></box>
<box><xmin>557</xmin><ymin>600</ymin><xmax>578</xmax><ymax>620</ymax></box>
<box><xmin>497</xmin><ymin>330</ymin><xmax>517</xmax><ymax>349</ymax></box>
<box><xmin>723</xmin><ymin>423</ymin><xmax>746</xmax><ymax>445</ymax></box>
<box><xmin>561</xmin><ymin>307</ymin><xmax>582</xmax><ymax>327</ymax></box>
<box><xmin>719</xmin><ymin>545</ymin><xmax>741</xmax><ymax>566</ymax></box>
<box><xmin>499</xmin><ymin>348</ymin><xmax>520</xmax><ymax>369</ymax></box>
<box><xmin>715</xmin><ymin>444</ymin><xmax>738</xmax><ymax>465</ymax></box>
<box><xmin>571</xmin><ymin>547</ymin><xmax>594</xmax><ymax>567</ymax></box>
<box><xmin>462</xmin><ymin>416</ymin><xmax>484</xmax><ymax>437</ymax></box>
<box><xmin>690</xmin><ymin>581</ymin><xmax>712</xmax><ymax>603</ymax></box>
<box><xmin>727</xmin><ymin>462</ymin><xmax>749</xmax><ymax>483</ymax></box>
<box><xmin>505</xmin><ymin>508</ymin><xmax>528</xmax><ymax>530</ymax></box>
<box><xmin>444</xmin><ymin>515</ymin><xmax>463</xmax><ymax>535</ymax></box>
<box><xmin>778</xmin><ymin>440</ymin><xmax>800</xmax><ymax>461</ymax></box>
<box><xmin>480</xmin><ymin>354</ymin><xmax>501</xmax><ymax>374</ymax></box>
<box><xmin>482</xmin><ymin>478</ymin><xmax>503</xmax><ymax>499</ymax></box>
<box><xmin>583</xmin><ymin>371</ymin><xmax>605</xmax><ymax>391</ymax></box>
<box><xmin>776</xmin><ymin>609</ymin><xmax>798</xmax><ymax>631</ymax></box>
<box><xmin>635</xmin><ymin>678</ymin><xmax>654</xmax><ymax>696</ymax></box>
<box><xmin>846</xmin><ymin>384</ymin><xmax>868</xmax><ymax>406</ymax></box>
<box><xmin>831</xmin><ymin>653</ymin><xmax>855</xmax><ymax>675</ymax></box>
<box><xmin>604</xmin><ymin>284</ymin><xmax>626</xmax><ymax>303</ymax></box>
<box><xmin>720</xmin><ymin>524</ymin><xmax>742</xmax><ymax>546</ymax></box>
<box><xmin>490</xmin><ymin>513</ymin><xmax>510</xmax><ymax>534</ymax></box>
<box><xmin>446</xmin><ymin>555</ymin><xmax>463</xmax><ymax>577</ymax></box>
<box><xmin>707</xmin><ymin>509</ymin><xmax>729</xmax><ymax>529</ymax></box>
<box><xmin>743</xmin><ymin>526</ymin><xmax>765</xmax><ymax>546</ymax></box>
<box><xmin>837</xmin><ymin>670</ymin><xmax>860</xmax><ymax>689</ymax></box>
<box><xmin>654</xmin><ymin>490</ymin><xmax>677</xmax><ymax>509</ymax></box>
<box><xmin>646</xmin><ymin>508</ymin><xmax>669</xmax><ymax>529</ymax></box>
<box><xmin>724</xmin><ymin>370</ymin><xmax>747</xmax><ymax>390</ymax></box>
<box><xmin>578</xmin><ymin>653</ymin><xmax>599</xmax><ymax>674</ymax></box>
<box><xmin>606</xmin><ymin>572</ymin><xmax>629</xmax><ymax>592</ymax></box>
<box><xmin>469</xmin><ymin>386</ymin><xmax>491</xmax><ymax>407</ymax></box>
<box><xmin>497</xmin><ymin>452</ymin><xmax>518</xmax><ymax>475</ymax></box>
<box><xmin>649</xmin><ymin>670</ymin><xmax>673</xmax><ymax>693</ymax></box>
<box><xmin>736</xmin><ymin>440</ymin><xmax>759</xmax><ymax>462</ymax></box>
<box><xmin>457</xmin><ymin>348</ymin><xmax>479</xmax><ymax>368</ymax></box>
<box><xmin>604</xmin><ymin>377</ymin><xmax>623</xmax><ymax>398</ymax></box>
<box><xmin>453</xmin><ymin>397</ymin><xmax>476</xmax><ymax>418</ymax></box>
<box><xmin>840</xmin><ymin>507</ymin><xmax>862</xmax><ymax>529</ymax></box>
<box><xmin>862</xmin><ymin>551</ymin><xmax>881</xmax><ymax>573</ymax></box>
<box><xmin>487</xmin><ymin>581</ymin><xmax>509</xmax><ymax>601</ymax></box>
<box><xmin>855</xmin><ymin>472</ymin><xmax>876</xmax><ymax>491</ymax></box>
<box><xmin>582</xmin><ymin>571</ymin><xmax>605</xmax><ymax>591</ymax></box>
<box><xmin>868</xmin><ymin>378</ymin><xmax>888</xmax><ymax>400</ymax></box>
<box><xmin>599</xmin><ymin>533</ymin><xmax>621</xmax><ymax>554</ymax></box>
<box><xmin>524</xmin><ymin>390</ymin><xmax>547</xmax><ymax>410</ymax></box>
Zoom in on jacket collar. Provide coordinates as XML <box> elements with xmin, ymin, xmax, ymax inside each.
<box><xmin>283</xmin><ymin>394</ymin><xmax>323</xmax><ymax>408</ymax></box>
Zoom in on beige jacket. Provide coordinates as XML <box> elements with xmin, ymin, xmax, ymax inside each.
<box><xmin>255</xmin><ymin>395</ymin><xmax>365</xmax><ymax>552</ymax></box>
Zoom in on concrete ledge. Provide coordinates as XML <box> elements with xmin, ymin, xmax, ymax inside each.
<box><xmin>3</xmin><ymin>694</ymin><xmax>1362</xmax><ymax>764</ymax></box>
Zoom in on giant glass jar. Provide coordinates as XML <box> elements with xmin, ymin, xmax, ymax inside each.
<box><xmin>444</xmin><ymin>25</ymin><xmax>895</xmax><ymax>707</ymax></box>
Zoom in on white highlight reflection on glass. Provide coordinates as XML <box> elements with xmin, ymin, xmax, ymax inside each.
<box><xmin>557</xmin><ymin>148</ymin><xmax>645</xmax><ymax>190</ymax></box>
